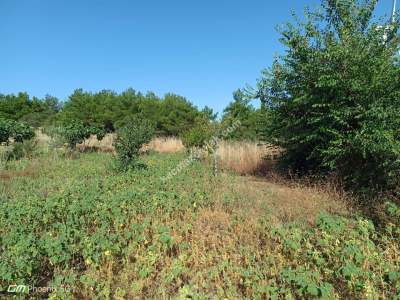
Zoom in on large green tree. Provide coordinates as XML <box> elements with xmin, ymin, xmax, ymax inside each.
<box><xmin>256</xmin><ymin>0</ymin><xmax>400</xmax><ymax>194</ymax></box>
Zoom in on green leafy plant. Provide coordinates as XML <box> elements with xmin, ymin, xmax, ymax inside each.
<box><xmin>114</xmin><ymin>117</ymin><xmax>155</xmax><ymax>170</ymax></box>
<box><xmin>49</xmin><ymin>121</ymin><xmax>106</xmax><ymax>150</ymax></box>
<box><xmin>59</xmin><ymin>122</ymin><xmax>91</xmax><ymax>149</ymax></box>
<box><xmin>181</xmin><ymin>120</ymin><xmax>214</xmax><ymax>150</ymax></box>
<box><xmin>255</xmin><ymin>0</ymin><xmax>400</xmax><ymax>196</ymax></box>
<box><xmin>11</xmin><ymin>121</ymin><xmax>35</xmax><ymax>142</ymax></box>
<box><xmin>0</xmin><ymin>119</ymin><xmax>34</xmax><ymax>145</ymax></box>
<box><xmin>0</xmin><ymin>152</ymin><xmax>398</xmax><ymax>299</ymax></box>
<box><xmin>0</xmin><ymin>119</ymin><xmax>12</xmax><ymax>144</ymax></box>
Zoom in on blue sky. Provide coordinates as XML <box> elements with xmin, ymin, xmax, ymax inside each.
<box><xmin>1</xmin><ymin>0</ymin><xmax>395</xmax><ymax>113</ymax></box>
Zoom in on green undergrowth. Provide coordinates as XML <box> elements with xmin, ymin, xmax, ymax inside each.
<box><xmin>0</xmin><ymin>152</ymin><xmax>398</xmax><ymax>299</ymax></box>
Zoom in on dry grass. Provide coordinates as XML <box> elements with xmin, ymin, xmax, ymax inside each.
<box><xmin>217</xmin><ymin>140</ymin><xmax>280</xmax><ymax>175</ymax></box>
<box><xmin>211</xmin><ymin>173</ymin><xmax>350</xmax><ymax>226</ymax></box>
<box><xmin>76</xmin><ymin>135</ymin><xmax>184</xmax><ymax>154</ymax></box>
<box><xmin>77</xmin><ymin>134</ymin><xmax>116</xmax><ymax>153</ymax></box>
<box><xmin>147</xmin><ymin>137</ymin><xmax>184</xmax><ymax>153</ymax></box>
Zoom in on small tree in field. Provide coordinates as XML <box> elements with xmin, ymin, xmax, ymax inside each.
<box><xmin>53</xmin><ymin>121</ymin><xmax>106</xmax><ymax>150</ymax></box>
<box><xmin>59</xmin><ymin>122</ymin><xmax>91</xmax><ymax>149</ymax></box>
<box><xmin>114</xmin><ymin>117</ymin><xmax>155</xmax><ymax>170</ymax></box>
<box><xmin>255</xmin><ymin>0</ymin><xmax>400</xmax><ymax>195</ymax></box>
<box><xmin>181</xmin><ymin>119</ymin><xmax>214</xmax><ymax>150</ymax></box>
<box><xmin>0</xmin><ymin>119</ymin><xmax>34</xmax><ymax>145</ymax></box>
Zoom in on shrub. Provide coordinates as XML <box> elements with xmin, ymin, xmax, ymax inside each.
<box><xmin>11</xmin><ymin>121</ymin><xmax>35</xmax><ymax>142</ymax></box>
<box><xmin>114</xmin><ymin>117</ymin><xmax>155</xmax><ymax>170</ymax></box>
<box><xmin>52</xmin><ymin>122</ymin><xmax>106</xmax><ymax>150</ymax></box>
<box><xmin>255</xmin><ymin>0</ymin><xmax>400</xmax><ymax>196</ymax></box>
<box><xmin>181</xmin><ymin>119</ymin><xmax>214</xmax><ymax>150</ymax></box>
<box><xmin>0</xmin><ymin>119</ymin><xmax>12</xmax><ymax>144</ymax></box>
<box><xmin>0</xmin><ymin>118</ymin><xmax>35</xmax><ymax>145</ymax></box>
<box><xmin>59</xmin><ymin>122</ymin><xmax>91</xmax><ymax>149</ymax></box>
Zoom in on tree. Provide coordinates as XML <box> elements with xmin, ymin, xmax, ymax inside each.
<box><xmin>255</xmin><ymin>0</ymin><xmax>400</xmax><ymax>194</ymax></box>
<box><xmin>0</xmin><ymin>93</ymin><xmax>60</xmax><ymax>127</ymax></box>
<box><xmin>158</xmin><ymin>93</ymin><xmax>201</xmax><ymax>136</ymax></box>
<box><xmin>182</xmin><ymin>118</ymin><xmax>215</xmax><ymax>150</ymax></box>
<box><xmin>200</xmin><ymin>106</ymin><xmax>218</xmax><ymax>122</ymax></box>
<box><xmin>114</xmin><ymin>117</ymin><xmax>155</xmax><ymax>170</ymax></box>
<box><xmin>221</xmin><ymin>89</ymin><xmax>260</xmax><ymax>141</ymax></box>
<box><xmin>57</xmin><ymin>89</ymin><xmax>202</xmax><ymax>136</ymax></box>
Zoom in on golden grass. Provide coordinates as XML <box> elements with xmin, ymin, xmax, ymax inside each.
<box><xmin>236</xmin><ymin>177</ymin><xmax>348</xmax><ymax>225</ymax></box>
<box><xmin>76</xmin><ymin>135</ymin><xmax>184</xmax><ymax>154</ymax></box>
<box><xmin>217</xmin><ymin>140</ymin><xmax>280</xmax><ymax>175</ymax></box>
<box><xmin>147</xmin><ymin>137</ymin><xmax>184</xmax><ymax>153</ymax></box>
<box><xmin>77</xmin><ymin>134</ymin><xmax>116</xmax><ymax>153</ymax></box>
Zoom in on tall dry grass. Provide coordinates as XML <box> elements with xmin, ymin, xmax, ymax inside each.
<box><xmin>77</xmin><ymin>134</ymin><xmax>115</xmax><ymax>153</ymax></box>
<box><xmin>147</xmin><ymin>137</ymin><xmax>184</xmax><ymax>153</ymax></box>
<box><xmin>217</xmin><ymin>140</ymin><xmax>280</xmax><ymax>175</ymax></box>
<box><xmin>77</xmin><ymin>135</ymin><xmax>185</xmax><ymax>154</ymax></box>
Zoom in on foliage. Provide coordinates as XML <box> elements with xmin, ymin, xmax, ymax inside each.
<box><xmin>58</xmin><ymin>89</ymin><xmax>202</xmax><ymax>136</ymax></box>
<box><xmin>0</xmin><ymin>152</ymin><xmax>398</xmax><ymax>299</ymax></box>
<box><xmin>221</xmin><ymin>89</ymin><xmax>261</xmax><ymax>141</ymax></box>
<box><xmin>0</xmin><ymin>118</ymin><xmax>34</xmax><ymax>145</ymax></box>
<box><xmin>11</xmin><ymin>121</ymin><xmax>35</xmax><ymax>143</ymax></box>
<box><xmin>59</xmin><ymin>122</ymin><xmax>91</xmax><ymax>149</ymax></box>
<box><xmin>181</xmin><ymin>118</ymin><xmax>215</xmax><ymax>150</ymax></box>
<box><xmin>49</xmin><ymin>121</ymin><xmax>106</xmax><ymax>149</ymax></box>
<box><xmin>200</xmin><ymin>105</ymin><xmax>218</xmax><ymax>122</ymax></box>
<box><xmin>0</xmin><ymin>89</ymin><xmax>210</xmax><ymax>137</ymax></box>
<box><xmin>254</xmin><ymin>0</ymin><xmax>400</xmax><ymax>195</ymax></box>
<box><xmin>0</xmin><ymin>93</ymin><xmax>60</xmax><ymax>127</ymax></box>
<box><xmin>114</xmin><ymin>117</ymin><xmax>155</xmax><ymax>170</ymax></box>
<box><xmin>0</xmin><ymin>119</ymin><xmax>12</xmax><ymax>144</ymax></box>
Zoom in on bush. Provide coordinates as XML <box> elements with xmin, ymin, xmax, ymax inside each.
<box><xmin>0</xmin><ymin>118</ymin><xmax>35</xmax><ymax>145</ymax></box>
<box><xmin>11</xmin><ymin>121</ymin><xmax>35</xmax><ymax>142</ymax></box>
<box><xmin>59</xmin><ymin>122</ymin><xmax>91</xmax><ymax>149</ymax></box>
<box><xmin>0</xmin><ymin>119</ymin><xmax>12</xmax><ymax>144</ymax></box>
<box><xmin>51</xmin><ymin>122</ymin><xmax>106</xmax><ymax>150</ymax></box>
<box><xmin>255</xmin><ymin>0</ymin><xmax>400</xmax><ymax>196</ymax></box>
<box><xmin>181</xmin><ymin>121</ymin><xmax>214</xmax><ymax>150</ymax></box>
<box><xmin>114</xmin><ymin>117</ymin><xmax>155</xmax><ymax>170</ymax></box>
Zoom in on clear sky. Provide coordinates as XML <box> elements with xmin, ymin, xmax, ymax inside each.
<box><xmin>1</xmin><ymin>0</ymin><xmax>395</xmax><ymax>113</ymax></box>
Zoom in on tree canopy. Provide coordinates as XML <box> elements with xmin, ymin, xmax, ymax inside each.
<box><xmin>255</xmin><ymin>0</ymin><xmax>400</xmax><ymax>194</ymax></box>
<box><xmin>0</xmin><ymin>93</ymin><xmax>60</xmax><ymax>127</ymax></box>
<box><xmin>57</xmin><ymin>89</ymin><xmax>205</xmax><ymax>136</ymax></box>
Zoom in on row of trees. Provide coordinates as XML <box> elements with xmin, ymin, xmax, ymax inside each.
<box><xmin>0</xmin><ymin>93</ymin><xmax>60</xmax><ymax>127</ymax></box>
<box><xmin>0</xmin><ymin>89</ymin><xmax>262</xmax><ymax>140</ymax></box>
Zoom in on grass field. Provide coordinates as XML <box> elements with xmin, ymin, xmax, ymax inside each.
<box><xmin>0</xmin><ymin>148</ymin><xmax>399</xmax><ymax>299</ymax></box>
